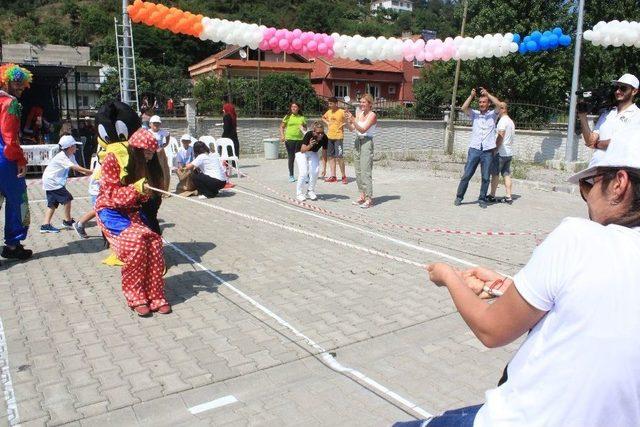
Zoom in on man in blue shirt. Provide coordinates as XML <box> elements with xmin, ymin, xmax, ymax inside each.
<box><xmin>454</xmin><ymin>87</ymin><xmax>503</xmax><ymax>208</ymax></box>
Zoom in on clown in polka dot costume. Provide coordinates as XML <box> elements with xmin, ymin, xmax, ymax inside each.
<box><xmin>95</xmin><ymin>128</ymin><xmax>170</xmax><ymax>316</ymax></box>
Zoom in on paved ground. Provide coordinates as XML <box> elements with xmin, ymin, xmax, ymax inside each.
<box><xmin>0</xmin><ymin>158</ymin><xmax>585</xmax><ymax>426</ymax></box>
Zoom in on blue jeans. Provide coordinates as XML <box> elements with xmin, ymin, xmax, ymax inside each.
<box><xmin>456</xmin><ymin>148</ymin><xmax>494</xmax><ymax>201</ymax></box>
<box><xmin>393</xmin><ymin>404</ymin><xmax>481</xmax><ymax>427</ymax></box>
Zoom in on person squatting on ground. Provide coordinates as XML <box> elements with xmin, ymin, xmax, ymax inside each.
<box><xmin>95</xmin><ymin>128</ymin><xmax>170</xmax><ymax>317</ymax></box>
<box><xmin>578</xmin><ymin>73</ymin><xmax>640</xmax><ymax>160</ymax></box>
<box><xmin>295</xmin><ymin>122</ymin><xmax>328</xmax><ymax>202</ymax></box>
<box><xmin>0</xmin><ymin>63</ymin><xmax>33</xmax><ymax>261</ymax></box>
<box><xmin>345</xmin><ymin>93</ymin><xmax>377</xmax><ymax>209</ymax></box>
<box><xmin>322</xmin><ymin>97</ymin><xmax>348</xmax><ymax>184</ymax></box>
<box><xmin>40</xmin><ymin>135</ymin><xmax>93</xmax><ymax>233</ymax></box>
<box><xmin>454</xmin><ymin>88</ymin><xmax>504</xmax><ymax>208</ymax></box>
<box><xmin>174</xmin><ymin>134</ymin><xmax>195</xmax><ymax>194</ymax></box>
<box><xmin>488</xmin><ymin>102</ymin><xmax>515</xmax><ymax>203</ymax></box>
<box><xmin>395</xmin><ymin>129</ymin><xmax>640</xmax><ymax>427</ymax></box>
<box><xmin>280</xmin><ymin>102</ymin><xmax>307</xmax><ymax>182</ymax></box>
<box><xmin>185</xmin><ymin>141</ymin><xmax>228</xmax><ymax>198</ymax></box>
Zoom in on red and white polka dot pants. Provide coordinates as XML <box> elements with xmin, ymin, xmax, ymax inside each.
<box><xmin>103</xmin><ymin>219</ymin><xmax>167</xmax><ymax>310</ymax></box>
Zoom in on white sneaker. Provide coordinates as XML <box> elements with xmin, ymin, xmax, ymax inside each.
<box><xmin>198</xmin><ymin>195</ymin><xmax>207</xmax><ymax>199</ymax></box>
<box><xmin>296</xmin><ymin>194</ymin><xmax>306</xmax><ymax>202</ymax></box>
<box><xmin>306</xmin><ymin>191</ymin><xmax>317</xmax><ymax>201</ymax></box>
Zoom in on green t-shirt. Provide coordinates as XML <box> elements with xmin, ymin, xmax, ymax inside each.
<box><xmin>282</xmin><ymin>113</ymin><xmax>307</xmax><ymax>141</ymax></box>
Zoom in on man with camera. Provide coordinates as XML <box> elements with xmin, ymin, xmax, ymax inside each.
<box><xmin>578</xmin><ymin>73</ymin><xmax>640</xmax><ymax>157</ymax></box>
<box><xmin>454</xmin><ymin>87</ymin><xmax>503</xmax><ymax>208</ymax></box>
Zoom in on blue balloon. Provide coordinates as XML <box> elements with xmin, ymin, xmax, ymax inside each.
<box><xmin>519</xmin><ymin>43</ymin><xmax>528</xmax><ymax>54</ymax></box>
<box><xmin>549</xmin><ymin>34</ymin><xmax>559</xmax><ymax>48</ymax></box>
<box><xmin>526</xmin><ymin>40</ymin><xmax>539</xmax><ymax>52</ymax></box>
<box><xmin>531</xmin><ymin>31</ymin><xmax>542</xmax><ymax>41</ymax></box>
<box><xmin>512</xmin><ymin>33</ymin><xmax>521</xmax><ymax>44</ymax></box>
<box><xmin>540</xmin><ymin>37</ymin><xmax>550</xmax><ymax>49</ymax></box>
<box><xmin>553</xmin><ymin>27</ymin><xmax>563</xmax><ymax>37</ymax></box>
<box><xmin>543</xmin><ymin>30</ymin><xmax>553</xmax><ymax>38</ymax></box>
<box><xmin>524</xmin><ymin>35</ymin><xmax>532</xmax><ymax>44</ymax></box>
<box><xmin>559</xmin><ymin>35</ymin><xmax>571</xmax><ymax>47</ymax></box>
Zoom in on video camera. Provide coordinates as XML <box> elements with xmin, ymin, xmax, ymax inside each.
<box><xmin>576</xmin><ymin>86</ymin><xmax>616</xmax><ymax>115</ymax></box>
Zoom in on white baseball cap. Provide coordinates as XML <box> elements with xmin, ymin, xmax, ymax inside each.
<box><xmin>150</xmin><ymin>115</ymin><xmax>162</xmax><ymax>123</ymax></box>
<box><xmin>569</xmin><ymin>127</ymin><xmax>640</xmax><ymax>184</ymax></box>
<box><xmin>180</xmin><ymin>133</ymin><xmax>192</xmax><ymax>141</ymax></box>
<box><xmin>59</xmin><ymin>134</ymin><xmax>82</xmax><ymax>149</ymax></box>
<box><xmin>612</xmin><ymin>73</ymin><xmax>639</xmax><ymax>90</ymax></box>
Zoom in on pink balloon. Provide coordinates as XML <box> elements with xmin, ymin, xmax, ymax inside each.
<box><xmin>415</xmin><ymin>51</ymin><xmax>425</xmax><ymax>61</ymax></box>
<box><xmin>285</xmin><ymin>31</ymin><xmax>295</xmax><ymax>41</ymax></box>
<box><xmin>300</xmin><ymin>32</ymin><xmax>310</xmax><ymax>43</ymax></box>
<box><xmin>269</xmin><ymin>37</ymin><xmax>279</xmax><ymax>49</ymax></box>
<box><xmin>292</xmin><ymin>38</ymin><xmax>303</xmax><ymax>50</ymax></box>
<box><xmin>441</xmin><ymin>50</ymin><xmax>453</xmax><ymax>61</ymax></box>
<box><xmin>324</xmin><ymin>35</ymin><xmax>334</xmax><ymax>47</ymax></box>
<box><xmin>307</xmin><ymin>40</ymin><xmax>318</xmax><ymax>51</ymax></box>
<box><xmin>326</xmin><ymin>48</ymin><xmax>334</xmax><ymax>58</ymax></box>
<box><xmin>414</xmin><ymin>39</ymin><xmax>425</xmax><ymax>50</ymax></box>
<box><xmin>314</xmin><ymin>33</ymin><xmax>324</xmax><ymax>43</ymax></box>
<box><xmin>434</xmin><ymin>47</ymin><xmax>444</xmax><ymax>58</ymax></box>
<box><xmin>302</xmin><ymin>46</ymin><xmax>309</xmax><ymax>55</ymax></box>
<box><xmin>292</xmin><ymin>29</ymin><xmax>302</xmax><ymax>37</ymax></box>
<box><xmin>259</xmin><ymin>40</ymin><xmax>270</xmax><ymax>50</ymax></box>
<box><xmin>279</xmin><ymin>39</ymin><xmax>290</xmax><ymax>50</ymax></box>
<box><xmin>273</xmin><ymin>48</ymin><xmax>282</xmax><ymax>54</ymax></box>
<box><xmin>424</xmin><ymin>50</ymin><xmax>434</xmax><ymax>62</ymax></box>
<box><xmin>402</xmin><ymin>42</ymin><xmax>413</xmax><ymax>56</ymax></box>
<box><xmin>265</xmin><ymin>27</ymin><xmax>276</xmax><ymax>37</ymax></box>
<box><xmin>317</xmin><ymin>43</ymin><xmax>328</xmax><ymax>54</ymax></box>
<box><xmin>404</xmin><ymin>53</ymin><xmax>415</xmax><ymax>61</ymax></box>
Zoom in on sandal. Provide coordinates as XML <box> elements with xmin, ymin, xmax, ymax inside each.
<box><xmin>352</xmin><ymin>196</ymin><xmax>366</xmax><ymax>205</ymax></box>
<box><xmin>131</xmin><ymin>304</ymin><xmax>152</xmax><ymax>317</ymax></box>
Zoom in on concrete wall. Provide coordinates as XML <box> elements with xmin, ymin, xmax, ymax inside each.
<box><xmin>159</xmin><ymin>116</ymin><xmax>593</xmax><ymax>164</ymax></box>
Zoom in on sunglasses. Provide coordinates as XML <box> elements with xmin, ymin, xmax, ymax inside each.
<box><xmin>614</xmin><ymin>85</ymin><xmax>632</xmax><ymax>93</ymax></box>
<box><xmin>578</xmin><ymin>172</ymin><xmax>608</xmax><ymax>201</ymax></box>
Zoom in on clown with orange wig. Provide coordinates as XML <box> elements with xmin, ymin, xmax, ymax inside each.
<box><xmin>0</xmin><ymin>63</ymin><xmax>33</xmax><ymax>261</ymax></box>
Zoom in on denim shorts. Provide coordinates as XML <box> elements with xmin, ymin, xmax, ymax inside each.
<box><xmin>491</xmin><ymin>155</ymin><xmax>512</xmax><ymax>176</ymax></box>
<box><xmin>46</xmin><ymin>187</ymin><xmax>73</xmax><ymax>208</ymax></box>
<box><xmin>327</xmin><ymin>139</ymin><xmax>344</xmax><ymax>158</ymax></box>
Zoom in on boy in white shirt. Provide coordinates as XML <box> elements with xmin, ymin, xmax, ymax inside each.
<box><xmin>40</xmin><ymin>135</ymin><xmax>92</xmax><ymax>233</ymax></box>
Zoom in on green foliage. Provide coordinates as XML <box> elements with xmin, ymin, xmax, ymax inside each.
<box><xmin>193</xmin><ymin>73</ymin><xmax>321</xmax><ymax>116</ymax></box>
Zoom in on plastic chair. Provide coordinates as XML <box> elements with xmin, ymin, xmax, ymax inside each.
<box><xmin>90</xmin><ymin>155</ymin><xmax>98</xmax><ymax>170</ymax></box>
<box><xmin>198</xmin><ymin>135</ymin><xmax>216</xmax><ymax>153</ymax></box>
<box><xmin>215</xmin><ymin>137</ymin><xmax>240</xmax><ymax>178</ymax></box>
<box><xmin>165</xmin><ymin>136</ymin><xmax>179</xmax><ymax>170</ymax></box>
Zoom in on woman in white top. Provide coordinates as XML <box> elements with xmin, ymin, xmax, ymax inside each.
<box><xmin>345</xmin><ymin>94</ymin><xmax>377</xmax><ymax>209</ymax></box>
<box><xmin>395</xmin><ymin>129</ymin><xmax>640</xmax><ymax>427</ymax></box>
<box><xmin>185</xmin><ymin>141</ymin><xmax>227</xmax><ymax>198</ymax></box>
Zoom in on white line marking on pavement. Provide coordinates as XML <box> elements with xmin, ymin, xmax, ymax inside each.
<box><xmin>166</xmin><ymin>240</ymin><xmax>433</xmax><ymax>420</ymax></box>
<box><xmin>0</xmin><ymin>319</ymin><xmax>20</xmax><ymax>426</ymax></box>
<box><xmin>234</xmin><ymin>188</ymin><xmax>477</xmax><ymax>268</ymax></box>
<box><xmin>28</xmin><ymin>196</ymin><xmax>90</xmax><ymax>204</ymax></box>
<box><xmin>188</xmin><ymin>395</ymin><xmax>238</xmax><ymax>414</ymax></box>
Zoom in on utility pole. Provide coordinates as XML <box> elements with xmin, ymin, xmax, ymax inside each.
<box><xmin>445</xmin><ymin>0</ymin><xmax>468</xmax><ymax>155</ymax></box>
<box><xmin>565</xmin><ymin>0</ymin><xmax>585</xmax><ymax>162</ymax></box>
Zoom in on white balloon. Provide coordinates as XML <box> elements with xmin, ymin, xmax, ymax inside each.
<box><xmin>504</xmin><ymin>32</ymin><xmax>513</xmax><ymax>42</ymax></box>
<box><xmin>509</xmin><ymin>42</ymin><xmax>519</xmax><ymax>53</ymax></box>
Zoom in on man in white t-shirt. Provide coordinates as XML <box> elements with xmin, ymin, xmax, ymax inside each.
<box><xmin>149</xmin><ymin>115</ymin><xmax>170</xmax><ymax>191</ymax></box>
<box><xmin>40</xmin><ymin>135</ymin><xmax>93</xmax><ymax>233</ymax></box>
<box><xmin>488</xmin><ymin>102</ymin><xmax>515</xmax><ymax>203</ymax></box>
<box><xmin>578</xmin><ymin>73</ymin><xmax>640</xmax><ymax>160</ymax></box>
<box><xmin>394</xmin><ymin>128</ymin><xmax>640</xmax><ymax>427</ymax></box>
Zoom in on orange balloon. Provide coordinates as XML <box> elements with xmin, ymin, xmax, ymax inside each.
<box><xmin>192</xmin><ymin>22</ymin><xmax>204</xmax><ymax>37</ymax></box>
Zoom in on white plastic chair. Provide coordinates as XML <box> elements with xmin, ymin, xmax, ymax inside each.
<box><xmin>215</xmin><ymin>137</ymin><xmax>240</xmax><ymax>178</ymax></box>
<box><xmin>165</xmin><ymin>136</ymin><xmax>179</xmax><ymax>170</ymax></box>
<box><xmin>198</xmin><ymin>135</ymin><xmax>216</xmax><ymax>153</ymax></box>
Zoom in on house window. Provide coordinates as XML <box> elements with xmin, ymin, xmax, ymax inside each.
<box><xmin>412</xmin><ymin>77</ymin><xmax>421</xmax><ymax>85</ymax></box>
<box><xmin>366</xmin><ymin>83</ymin><xmax>380</xmax><ymax>99</ymax></box>
<box><xmin>388</xmin><ymin>85</ymin><xmax>396</xmax><ymax>95</ymax></box>
<box><xmin>333</xmin><ymin>83</ymin><xmax>349</xmax><ymax>98</ymax></box>
<box><xmin>78</xmin><ymin>95</ymin><xmax>90</xmax><ymax>108</ymax></box>
<box><xmin>413</xmin><ymin>59</ymin><xmax>424</xmax><ymax>68</ymax></box>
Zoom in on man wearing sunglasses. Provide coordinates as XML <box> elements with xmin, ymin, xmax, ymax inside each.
<box><xmin>397</xmin><ymin>129</ymin><xmax>640</xmax><ymax>427</ymax></box>
<box><xmin>578</xmin><ymin>73</ymin><xmax>640</xmax><ymax>158</ymax></box>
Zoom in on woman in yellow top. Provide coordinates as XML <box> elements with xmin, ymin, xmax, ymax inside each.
<box><xmin>279</xmin><ymin>102</ymin><xmax>307</xmax><ymax>182</ymax></box>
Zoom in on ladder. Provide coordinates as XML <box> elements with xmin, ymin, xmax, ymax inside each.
<box><xmin>114</xmin><ymin>11</ymin><xmax>140</xmax><ymax>113</ymax></box>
